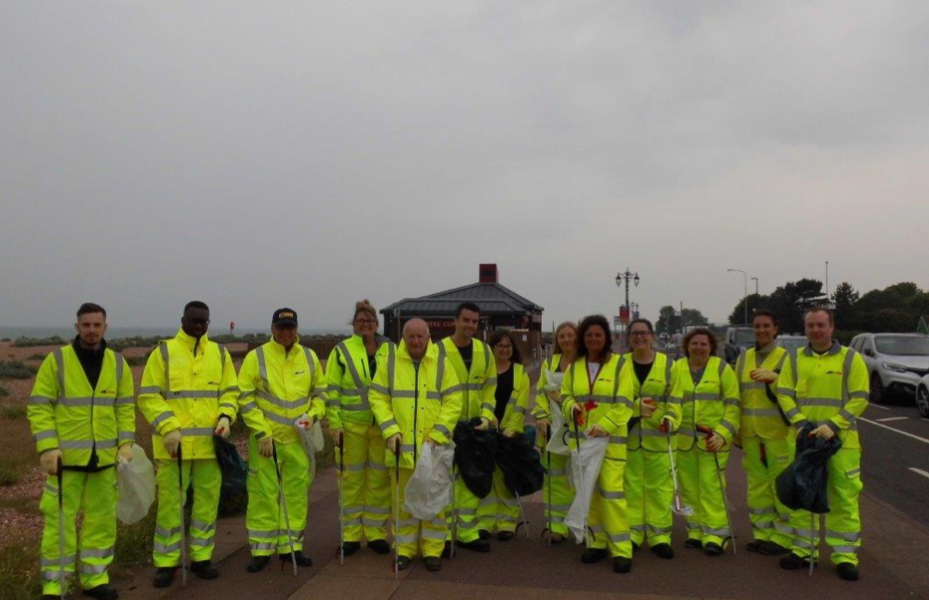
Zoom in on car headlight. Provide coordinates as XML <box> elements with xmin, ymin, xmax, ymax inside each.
<box><xmin>882</xmin><ymin>362</ymin><xmax>911</xmax><ymax>374</ymax></box>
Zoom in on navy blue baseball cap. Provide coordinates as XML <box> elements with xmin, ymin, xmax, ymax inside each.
<box><xmin>272</xmin><ymin>308</ymin><xmax>298</xmax><ymax>327</ymax></box>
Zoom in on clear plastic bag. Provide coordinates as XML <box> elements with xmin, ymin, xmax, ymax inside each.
<box><xmin>404</xmin><ymin>441</ymin><xmax>455</xmax><ymax>521</ymax></box>
<box><xmin>117</xmin><ymin>445</ymin><xmax>156</xmax><ymax>524</ymax></box>
<box><xmin>565</xmin><ymin>436</ymin><xmax>609</xmax><ymax>544</ymax></box>
<box><xmin>543</xmin><ymin>370</ymin><xmax>571</xmax><ymax>456</ymax></box>
<box><xmin>296</xmin><ymin>420</ymin><xmax>326</xmax><ymax>477</ymax></box>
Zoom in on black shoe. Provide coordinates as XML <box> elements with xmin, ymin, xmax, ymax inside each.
<box><xmin>581</xmin><ymin>548</ymin><xmax>609</xmax><ymax>564</ymax></box>
<box><xmin>279</xmin><ymin>552</ymin><xmax>312</xmax><ymax>567</ymax></box>
<box><xmin>367</xmin><ymin>540</ymin><xmax>390</xmax><ymax>555</ymax></box>
<box><xmin>837</xmin><ymin>562</ymin><xmax>859</xmax><ymax>581</ymax></box>
<box><xmin>153</xmin><ymin>567</ymin><xmax>176</xmax><ymax>588</ymax></box>
<box><xmin>780</xmin><ymin>553</ymin><xmax>815</xmax><ymax>570</ymax></box>
<box><xmin>396</xmin><ymin>556</ymin><xmax>412</xmax><ymax>571</ymax></box>
<box><xmin>455</xmin><ymin>539</ymin><xmax>491</xmax><ymax>553</ymax></box>
<box><xmin>423</xmin><ymin>556</ymin><xmax>442</xmax><ymax>572</ymax></box>
<box><xmin>82</xmin><ymin>585</ymin><xmax>119</xmax><ymax>600</ymax></box>
<box><xmin>478</xmin><ymin>529</ymin><xmax>491</xmax><ymax>540</ymax></box>
<box><xmin>497</xmin><ymin>531</ymin><xmax>514</xmax><ymax>542</ymax></box>
<box><xmin>441</xmin><ymin>541</ymin><xmax>452</xmax><ymax>558</ymax></box>
<box><xmin>705</xmin><ymin>542</ymin><xmax>724</xmax><ymax>556</ymax></box>
<box><xmin>612</xmin><ymin>557</ymin><xmax>632</xmax><ymax>574</ymax></box>
<box><xmin>191</xmin><ymin>560</ymin><xmax>219</xmax><ymax>579</ymax></box>
<box><xmin>684</xmin><ymin>538</ymin><xmax>702</xmax><ymax>549</ymax></box>
<box><xmin>651</xmin><ymin>543</ymin><xmax>674</xmax><ymax>560</ymax></box>
<box><xmin>759</xmin><ymin>541</ymin><xmax>791</xmax><ymax>556</ymax></box>
<box><xmin>342</xmin><ymin>541</ymin><xmax>361</xmax><ymax>556</ymax></box>
<box><xmin>246</xmin><ymin>555</ymin><xmax>271</xmax><ymax>573</ymax></box>
<box><xmin>746</xmin><ymin>540</ymin><xmax>764</xmax><ymax>553</ymax></box>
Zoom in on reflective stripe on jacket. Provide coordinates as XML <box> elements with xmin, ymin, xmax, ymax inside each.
<box><xmin>499</xmin><ymin>363</ymin><xmax>531</xmax><ymax>435</ymax></box>
<box><xmin>561</xmin><ymin>354</ymin><xmax>634</xmax><ymax>461</ymax></box>
<box><xmin>439</xmin><ymin>337</ymin><xmax>496</xmax><ymax>423</ymax></box>
<box><xmin>737</xmin><ymin>346</ymin><xmax>789</xmax><ymax>439</ymax></box>
<box><xmin>671</xmin><ymin>356</ymin><xmax>740</xmax><ymax>451</ymax></box>
<box><xmin>622</xmin><ymin>352</ymin><xmax>681</xmax><ymax>451</ymax></box>
<box><xmin>531</xmin><ymin>354</ymin><xmax>562</xmax><ymax>421</ymax></box>
<box><xmin>324</xmin><ymin>335</ymin><xmax>394</xmax><ymax>429</ymax></box>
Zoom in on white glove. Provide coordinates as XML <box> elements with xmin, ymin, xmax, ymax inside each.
<box><xmin>295</xmin><ymin>414</ymin><xmax>314</xmax><ymax>430</ymax></box>
<box><xmin>214</xmin><ymin>416</ymin><xmax>231</xmax><ymax>439</ymax></box>
<box><xmin>40</xmin><ymin>449</ymin><xmax>62</xmax><ymax>475</ymax></box>
<box><xmin>163</xmin><ymin>429</ymin><xmax>182</xmax><ymax>457</ymax></box>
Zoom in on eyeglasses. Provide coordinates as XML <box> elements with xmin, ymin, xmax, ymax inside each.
<box><xmin>495</xmin><ymin>344</ymin><xmax>513</xmax><ymax>350</ymax></box>
<box><xmin>630</xmin><ymin>331</ymin><xmax>651</xmax><ymax>337</ymax></box>
<box><xmin>355</xmin><ymin>319</ymin><xmax>377</xmax><ymax>325</ymax></box>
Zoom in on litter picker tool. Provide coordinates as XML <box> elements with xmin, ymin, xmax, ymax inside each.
<box><xmin>545</xmin><ymin>424</ymin><xmax>553</xmax><ymax>545</ymax></box>
<box><xmin>392</xmin><ymin>441</ymin><xmax>400</xmax><ymax>579</ymax></box>
<box><xmin>338</xmin><ymin>436</ymin><xmax>345</xmax><ymax>566</ymax></box>
<box><xmin>272</xmin><ymin>443</ymin><xmax>299</xmax><ymax>576</ymax></box>
<box><xmin>571</xmin><ymin>408</ymin><xmax>591</xmax><ymax>547</ymax></box>
<box><xmin>178</xmin><ymin>447</ymin><xmax>188</xmax><ymax>587</ymax></box>
<box><xmin>56</xmin><ymin>456</ymin><xmax>66</xmax><ymax>600</ymax></box>
<box><xmin>697</xmin><ymin>424</ymin><xmax>736</xmax><ymax>555</ymax></box>
<box><xmin>665</xmin><ymin>422</ymin><xmax>691</xmax><ymax>517</ymax></box>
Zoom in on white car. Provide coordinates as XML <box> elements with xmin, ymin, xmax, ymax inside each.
<box><xmin>917</xmin><ymin>375</ymin><xmax>929</xmax><ymax>418</ymax></box>
<box><xmin>776</xmin><ymin>335</ymin><xmax>807</xmax><ymax>353</ymax></box>
<box><xmin>849</xmin><ymin>333</ymin><xmax>929</xmax><ymax>406</ymax></box>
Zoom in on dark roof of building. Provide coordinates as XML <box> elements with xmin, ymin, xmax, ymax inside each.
<box><xmin>381</xmin><ymin>282</ymin><xmax>543</xmax><ymax>317</ymax></box>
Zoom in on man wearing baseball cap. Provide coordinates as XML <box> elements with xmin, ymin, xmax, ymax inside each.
<box><xmin>237</xmin><ymin>308</ymin><xmax>327</xmax><ymax>572</ymax></box>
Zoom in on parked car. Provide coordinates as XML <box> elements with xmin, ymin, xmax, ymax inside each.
<box><xmin>724</xmin><ymin>327</ymin><xmax>755</xmax><ymax>364</ymax></box>
<box><xmin>849</xmin><ymin>333</ymin><xmax>929</xmax><ymax>405</ymax></box>
<box><xmin>916</xmin><ymin>374</ymin><xmax>929</xmax><ymax>418</ymax></box>
<box><xmin>776</xmin><ymin>335</ymin><xmax>807</xmax><ymax>353</ymax></box>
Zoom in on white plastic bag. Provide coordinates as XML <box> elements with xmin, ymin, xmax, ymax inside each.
<box><xmin>117</xmin><ymin>445</ymin><xmax>156</xmax><ymax>524</ymax></box>
<box><xmin>543</xmin><ymin>371</ymin><xmax>571</xmax><ymax>456</ymax></box>
<box><xmin>296</xmin><ymin>420</ymin><xmax>326</xmax><ymax>477</ymax></box>
<box><xmin>404</xmin><ymin>441</ymin><xmax>455</xmax><ymax>521</ymax></box>
<box><xmin>565</xmin><ymin>436</ymin><xmax>609</xmax><ymax>544</ymax></box>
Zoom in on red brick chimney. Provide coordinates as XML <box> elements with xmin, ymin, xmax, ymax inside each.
<box><xmin>479</xmin><ymin>263</ymin><xmax>499</xmax><ymax>283</ymax></box>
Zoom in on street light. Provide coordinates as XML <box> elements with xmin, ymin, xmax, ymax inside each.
<box><xmin>616</xmin><ymin>268</ymin><xmax>640</xmax><ymax>345</ymax></box>
<box><xmin>727</xmin><ymin>268</ymin><xmax>749</xmax><ymax>326</ymax></box>
<box><xmin>751</xmin><ymin>277</ymin><xmax>759</xmax><ymax>295</ymax></box>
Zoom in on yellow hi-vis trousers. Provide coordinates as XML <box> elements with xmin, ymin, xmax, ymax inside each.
<box><xmin>478</xmin><ymin>467</ymin><xmax>520</xmax><ymax>533</ymax></box>
<box><xmin>39</xmin><ymin>468</ymin><xmax>117</xmax><ymax>595</ymax></box>
<box><xmin>587</xmin><ymin>456</ymin><xmax>632</xmax><ymax>558</ymax></box>
<box><xmin>624</xmin><ymin>448</ymin><xmax>674</xmax><ymax>547</ymax></box>
<box><xmin>393</xmin><ymin>466</ymin><xmax>447</xmax><ymax>558</ymax></box>
<box><xmin>153</xmin><ymin>458</ymin><xmax>221</xmax><ymax>567</ymax></box>
<box><xmin>338</xmin><ymin>422</ymin><xmax>390</xmax><ymax>543</ymax></box>
<box><xmin>447</xmin><ymin>477</ymin><xmax>482</xmax><ymax>543</ymax></box>
<box><xmin>742</xmin><ymin>436</ymin><xmax>795</xmax><ymax>548</ymax></box>
<box><xmin>791</xmin><ymin>448</ymin><xmax>863</xmax><ymax>566</ymax></box>
<box><xmin>246</xmin><ymin>437</ymin><xmax>311</xmax><ymax>556</ymax></box>
<box><xmin>541</xmin><ymin>449</ymin><xmax>573</xmax><ymax>537</ymax></box>
<box><xmin>677</xmin><ymin>447</ymin><xmax>731</xmax><ymax>547</ymax></box>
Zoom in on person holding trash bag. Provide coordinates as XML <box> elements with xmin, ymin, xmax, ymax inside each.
<box><xmin>139</xmin><ymin>301</ymin><xmax>239</xmax><ymax>588</ymax></box>
<box><xmin>325</xmin><ymin>300</ymin><xmax>395</xmax><ymax>557</ymax></box>
<box><xmin>669</xmin><ymin>328</ymin><xmax>740</xmax><ymax>557</ymax></box>
<box><xmin>621</xmin><ymin>318</ymin><xmax>680</xmax><ymax>560</ymax></box>
<box><xmin>736</xmin><ymin>309</ymin><xmax>795</xmax><ymax>557</ymax></box>
<box><xmin>369</xmin><ymin>319</ymin><xmax>462</xmax><ymax>572</ymax></box>
<box><xmin>531</xmin><ymin>321</ymin><xmax>578</xmax><ymax>543</ymax></box>
<box><xmin>561</xmin><ymin>315</ymin><xmax>636</xmax><ymax>574</ymax></box>
<box><xmin>438</xmin><ymin>302</ymin><xmax>497</xmax><ymax>552</ymax></box>
<box><xmin>776</xmin><ymin>307</ymin><xmax>869</xmax><ymax>581</ymax></box>
<box><xmin>29</xmin><ymin>303</ymin><xmax>135</xmax><ymax>600</ymax></box>
<box><xmin>236</xmin><ymin>308</ymin><xmax>327</xmax><ymax>573</ymax></box>
<box><xmin>480</xmin><ymin>329</ymin><xmax>531</xmax><ymax>540</ymax></box>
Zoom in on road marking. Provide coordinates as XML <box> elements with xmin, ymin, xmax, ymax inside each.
<box><xmin>869</xmin><ymin>404</ymin><xmax>891</xmax><ymax>411</ymax></box>
<box><xmin>909</xmin><ymin>468</ymin><xmax>929</xmax><ymax>480</ymax></box>
<box><xmin>860</xmin><ymin>417</ymin><xmax>929</xmax><ymax>446</ymax></box>
<box><xmin>876</xmin><ymin>416</ymin><xmax>909</xmax><ymax>422</ymax></box>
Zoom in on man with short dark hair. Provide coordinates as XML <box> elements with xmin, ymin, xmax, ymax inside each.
<box><xmin>139</xmin><ymin>301</ymin><xmax>239</xmax><ymax>588</ymax></box>
<box><xmin>29</xmin><ymin>303</ymin><xmax>135</xmax><ymax>600</ymax></box>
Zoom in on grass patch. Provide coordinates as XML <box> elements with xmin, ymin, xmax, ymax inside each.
<box><xmin>0</xmin><ymin>532</ymin><xmax>43</xmax><ymax>600</ymax></box>
<box><xmin>12</xmin><ymin>336</ymin><xmax>65</xmax><ymax>347</ymax></box>
<box><xmin>27</xmin><ymin>353</ymin><xmax>46</xmax><ymax>361</ymax></box>
<box><xmin>0</xmin><ymin>384</ymin><xmax>9</xmax><ymax>397</ymax></box>
<box><xmin>0</xmin><ymin>361</ymin><xmax>36</xmax><ymax>379</ymax></box>
<box><xmin>112</xmin><ymin>509</ymin><xmax>156</xmax><ymax>573</ymax></box>
<box><xmin>1</xmin><ymin>404</ymin><xmax>26</xmax><ymax>420</ymax></box>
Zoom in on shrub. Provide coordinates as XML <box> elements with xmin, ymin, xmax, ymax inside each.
<box><xmin>0</xmin><ymin>384</ymin><xmax>9</xmax><ymax>397</ymax></box>
<box><xmin>0</xmin><ymin>361</ymin><xmax>35</xmax><ymax>379</ymax></box>
<box><xmin>1</xmin><ymin>405</ymin><xmax>26</xmax><ymax>420</ymax></box>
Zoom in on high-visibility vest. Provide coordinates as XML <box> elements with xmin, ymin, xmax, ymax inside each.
<box><xmin>28</xmin><ymin>344</ymin><xmax>135</xmax><ymax>467</ymax></box>
<box><xmin>622</xmin><ymin>352</ymin><xmax>681</xmax><ymax>451</ymax></box>
<box><xmin>531</xmin><ymin>354</ymin><xmax>563</xmax><ymax>421</ymax></box>
<box><xmin>369</xmin><ymin>340</ymin><xmax>463</xmax><ymax>469</ymax></box>
<box><xmin>439</xmin><ymin>337</ymin><xmax>496</xmax><ymax>423</ymax></box>
<box><xmin>737</xmin><ymin>346</ymin><xmax>790</xmax><ymax>440</ymax></box>
<box><xmin>237</xmin><ymin>338</ymin><xmax>327</xmax><ymax>444</ymax></box>
<box><xmin>561</xmin><ymin>354</ymin><xmax>634</xmax><ymax>461</ymax></box>
<box><xmin>776</xmin><ymin>341</ymin><xmax>869</xmax><ymax>450</ymax></box>
<box><xmin>324</xmin><ymin>334</ymin><xmax>394</xmax><ymax>429</ymax></box>
<box><xmin>138</xmin><ymin>329</ymin><xmax>239</xmax><ymax>460</ymax></box>
<box><xmin>497</xmin><ymin>363</ymin><xmax>531</xmax><ymax>435</ymax></box>
<box><xmin>671</xmin><ymin>356</ymin><xmax>740</xmax><ymax>452</ymax></box>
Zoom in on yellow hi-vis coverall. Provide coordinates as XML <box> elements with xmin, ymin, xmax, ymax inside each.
<box><xmin>671</xmin><ymin>356</ymin><xmax>740</xmax><ymax>547</ymax></box>
<box><xmin>138</xmin><ymin>329</ymin><xmax>239</xmax><ymax>567</ymax></box>
<box><xmin>531</xmin><ymin>354</ymin><xmax>575</xmax><ymax>538</ymax></box>
<box><xmin>325</xmin><ymin>335</ymin><xmax>394</xmax><ymax>544</ymax></box>
<box><xmin>736</xmin><ymin>343</ymin><xmax>795</xmax><ymax>549</ymax></box>
<box><xmin>438</xmin><ymin>337</ymin><xmax>497</xmax><ymax>542</ymax></box>
<box><xmin>561</xmin><ymin>355</ymin><xmax>635</xmax><ymax>559</ymax></box>
<box><xmin>482</xmin><ymin>362</ymin><xmax>531</xmax><ymax>533</ymax></box>
<box><xmin>621</xmin><ymin>352</ymin><xmax>681</xmax><ymax>548</ymax></box>
<box><xmin>776</xmin><ymin>341</ymin><xmax>869</xmax><ymax>566</ymax></box>
<box><xmin>29</xmin><ymin>344</ymin><xmax>135</xmax><ymax>596</ymax></box>
<box><xmin>369</xmin><ymin>340</ymin><xmax>462</xmax><ymax>559</ymax></box>
<box><xmin>237</xmin><ymin>338</ymin><xmax>327</xmax><ymax>556</ymax></box>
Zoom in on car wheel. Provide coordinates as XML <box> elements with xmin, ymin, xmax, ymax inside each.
<box><xmin>917</xmin><ymin>386</ymin><xmax>929</xmax><ymax>419</ymax></box>
<box><xmin>870</xmin><ymin>374</ymin><xmax>887</xmax><ymax>405</ymax></box>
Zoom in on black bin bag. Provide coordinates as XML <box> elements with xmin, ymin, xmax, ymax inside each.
<box><xmin>213</xmin><ymin>435</ymin><xmax>249</xmax><ymax>516</ymax></box>
<box><xmin>495</xmin><ymin>431</ymin><xmax>544</xmax><ymax>497</ymax></box>
<box><xmin>453</xmin><ymin>418</ymin><xmax>498</xmax><ymax>498</ymax></box>
<box><xmin>776</xmin><ymin>422</ymin><xmax>842</xmax><ymax>514</ymax></box>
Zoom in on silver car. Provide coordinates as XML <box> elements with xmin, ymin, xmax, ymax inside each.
<box><xmin>849</xmin><ymin>333</ymin><xmax>929</xmax><ymax>405</ymax></box>
<box><xmin>776</xmin><ymin>335</ymin><xmax>807</xmax><ymax>353</ymax></box>
<box><xmin>917</xmin><ymin>374</ymin><xmax>929</xmax><ymax>418</ymax></box>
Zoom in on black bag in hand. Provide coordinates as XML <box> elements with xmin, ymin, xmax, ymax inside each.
<box><xmin>453</xmin><ymin>418</ymin><xmax>498</xmax><ymax>498</ymax></box>
<box><xmin>776</xmin><ymin>423</ymin><xmax>842</xmax><ymax>514</ymax></box>
<box><xmin>213</xmin><ymin>435</ymin><xmax>249</xmax><ymax>516</ymax></box>
<box><xmin>495</xmin><ymin>431</ymin><xmax>544</xmax><ymax>497</ymax></box>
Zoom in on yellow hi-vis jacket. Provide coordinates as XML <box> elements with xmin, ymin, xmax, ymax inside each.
<box><xmin>324</xmin><ymin>334</ymin><xmax>394</xmax><ymax>430</ymax></box>
<box><xmin>776</xmin><ymin>341</ymin><xmax>869</xmax><ymax>450</ymax></box>
<box><xmin>531</xmin><ymin>354</ymin><xmax>563</xmax><ymax>422</ymax></box>
<box><xmin>737</xmin><ymin>344</ymin><xmax>790</xmax><ymax>440</ymax></box>
<box><xmin>368</xmin><ymin>340</ymin><xmax>462</xmax><ymax>470</ymax></box>
<box><xmin>671</xmin><ymin>356</ymin><xmax>740</xmax><ymax>451</ymax></box>
<box><xmin>439</xmin><ymin>337</ymin><xmax>497</xmax><ymax>424</ymax></box>
<box><xmin>28</xmin><ymin>343</ymin><xmax>135</xmax><ymax>466</ymax></box>
<box><xmin>621</xmin><ymin>352</ymin><xmax>682</xmax><ymax>451</ymax></box>
<box><xmin>237</xmin><ymin>338</ymin><xmax>327</xmax><ymax>443</ymax></box>
<box><xmin>561</xmin><ymin>354</ymin><xmax>635</xmax><ymax>461</ymax></box>
<box><xmin>498</xmin><ymin>363</ymin><xmax>531</xmax><ymax>436</ymax></box>
<box><xmin>138</xmin><ymin>329</ymin><xmax>239</xmax><ymax>460</ymax></box>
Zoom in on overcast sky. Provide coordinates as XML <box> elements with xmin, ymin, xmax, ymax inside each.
<box><xmin>2</xmin><ymin>1</ymin><xmax>928</xmax><ymax>332</ymax></box>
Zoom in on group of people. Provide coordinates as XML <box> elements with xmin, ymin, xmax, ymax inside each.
<box><xmin>26</xmin><ymin>298</ymin><xmax>868</xmax><ymax>600</ymax></box>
